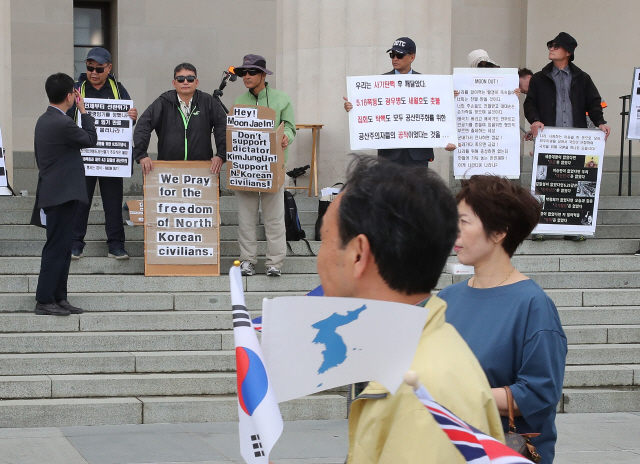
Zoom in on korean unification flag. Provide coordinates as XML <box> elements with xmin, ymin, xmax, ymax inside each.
<box><xmin>230</xmin><ymin>265</ymin><xmax>283</xmax><ymax>463</ymax></box>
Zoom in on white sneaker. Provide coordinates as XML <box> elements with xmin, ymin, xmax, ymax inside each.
<box><xmin>266</xmin><ymin>266</ymin><xmax>281</xmax><ymax>277</ymax></box>
<box><xmin>240</xmin><ymin>261</ymin><xmax>255</xmax><ymax>276</ymax></box>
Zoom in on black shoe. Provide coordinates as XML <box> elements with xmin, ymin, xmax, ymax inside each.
<box><xmin>35</xmin><ymin>302</ymin><xmax>70</xmax><ymax>316</ymax></box>
<box><xmin>108</xmin><ymin>249</ymin><xmax>130</xmax><ymax>260</ymax></box>
<box><xmin>56</xmin><ymin>299</ymin><xmax>83</xmax><ymax>314</ymax></box>
<box><xmin>635</xmin><ymin>248</ymin><xmax>640</xmax><ymax>256</ymax></box>
<box><xmin>71</xmin><ymin>248</ymin><xmax>84</xmax><ymax>260</ymax></box>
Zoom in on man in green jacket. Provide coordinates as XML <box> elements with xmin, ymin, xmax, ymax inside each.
<box><xmin>232</xmin><ymin>55</ymin><xmax>296</xmax><ymax>277</ymax></box>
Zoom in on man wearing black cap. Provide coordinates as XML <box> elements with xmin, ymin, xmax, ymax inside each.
<box><xmin>230</xmin><ymin>54</ymin><xmax>296</xmax><ymax>277</ymax></box>
<box><xmin>343</xmin><ymin>37</ymin><xmax>456</xmax><ymax>166</ymax></box>
<box><xmin>524</xmin><ymin>32</ymin><xmax>610</xmax><ymax>242</ymax></box>
<box><xmin>67</xmin><ymin>47</ymin><xmax>138</xmax><ymax>261</ymax></box>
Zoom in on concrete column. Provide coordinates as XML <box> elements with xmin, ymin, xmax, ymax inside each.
<box><xmin>276</xmin><ymin>0</ymin><xmax>453</xmax><ymax>187</ymax></box>
<box><xmin>0</xmin><ymin>0</ymin><xmax>12</xmax><ymax>189</ymax></box>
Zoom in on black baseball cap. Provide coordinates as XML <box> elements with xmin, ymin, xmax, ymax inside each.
<box><xmin>386</xmin><ymin>37</ymin><xmax>416</xmax><ymax>55</ymax></box>
<box><xmin>547</xmin><ymin>32</ymin><xmax>577</xmax><ymax>61</ymax></box>
<box><xmin>86</xmin><ymin>47</ymin><xmax>112</xmax><ymax>64</ymax></box>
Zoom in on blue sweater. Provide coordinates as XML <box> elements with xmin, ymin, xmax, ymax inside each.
<box><xmin>439</xmin><ymin>279</ymin><xmax>567</xmax><ymax>464</ymax></box>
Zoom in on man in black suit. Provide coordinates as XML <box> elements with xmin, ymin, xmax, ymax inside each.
<box><xmin>343</xmin><ymin>37</ymin><xmax>456</xmax><ymax>166</ymax></box>
<box><xmin>32</xmin><ymin>73</ymin><xmax>97</xmax><ymax>316</ymax></box>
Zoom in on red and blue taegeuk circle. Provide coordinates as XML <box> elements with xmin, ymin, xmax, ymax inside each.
<box><xmin>236</xmin><ymin>346</ymin><xmax>269</xmax><ymax>416</ymax></box>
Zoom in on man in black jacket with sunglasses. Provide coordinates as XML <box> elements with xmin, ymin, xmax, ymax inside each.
<box><xmin>133</xmin><ymin>63</ymin><xmax>227</xmax><ymax>174</ymax></box>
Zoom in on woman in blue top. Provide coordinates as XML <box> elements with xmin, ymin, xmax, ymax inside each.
<box><xmin>439</xmin><ymin>175</ymin><xmax>567</xmax><ymax>464</ymax></box>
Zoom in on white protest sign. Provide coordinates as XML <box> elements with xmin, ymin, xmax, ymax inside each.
<box><xmin>531</xmin><ymin>127</ymin><xmax>605</xmax><ymax>236</ymax></box>
<box><xmin>261</xmin><ymin>296</ymin><xmax>429</xmax><ymax>404</ymax></box>
<box><xmin>79</xmin><ymin>98</ymin><xmax>133</xmax><ymax>177</ymax></box>
<box><xmin>346</xmin><ymin>74</ymin><xmax>457</xmax><ymax>150</ymax></box>
<box><xmin>627</xmin><ymin>67</ymin><xmax>640</xmax><ymax>140</ymax></box>
<box><xmin>0</xmin><ymin>119</ymin><xmax>7</xmax><ymax>190</ymax></box>
<box><xmin>453</xmin><ymin>68</ymin><xmax>520</xmax><ymax>179</ymax></box>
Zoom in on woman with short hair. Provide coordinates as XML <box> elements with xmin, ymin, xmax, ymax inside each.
<box><xmin>438</xmin><ymin>175</ymin><xmax>567</xmax><ymax>464</ymax></box>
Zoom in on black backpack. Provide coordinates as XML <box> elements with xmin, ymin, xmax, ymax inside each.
<box><xmin>284</xmin><ymin>191</ymin><xmax>314</xmax><ymax>255</ymax></box>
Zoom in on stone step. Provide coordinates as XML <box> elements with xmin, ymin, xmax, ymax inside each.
<box><xmin>0</xmin><ymin>372</ymin><xmax>237</xmax><ymax>399</ymax></box>
<box><xmin>564</xmin><ymin>365</ymin><xmax>638</xmax><ymax>388</ymax></box>
<box><xmin>562</xmin><ymin>387</ymin><xmax>640</xmax><ymax>413</ymax></box>
<box><xmin>0</xmin><ymin>225</ymin><xmax>317</xmax><ymax>242</ymax></box>
<box><xmin>598</xmin><ymin>210</ymin><xmax>640</xmax><ymax>225</ymax></box>
<box><xmin>516</xmin><ymin>239</ymin><xmax>640</xmax><ymax>255</ymax></box>
<box><xmin>0</xmin><ymin>351</ymin><xmax>235</xmax><ymax>376</ymax></box>
<box><xmin>564</xmin><ymin>325</ymin><xmax>640</xmax><ymax>344</ymax></box>
<box><xmin>0</xmin><ymin>331</ymin><xmax>223</xmax><ymax>354</ymax></box>
<box><xmin>559</xmin><ymin>307</ymin><xmax>640</xmax><ymax>325</ymax></box>
<box><xmin>452</xmin><ymin>272</ymin><xmax>640</xmax><ymax>289</ymax></box>
<box><xmin>0</xmin><ymin>194</ymin><xmax>322</xmax><ymax>212</ymax></box>
<box><xmin>0</xmin><ymin>210</ymin><xmax>320</xmax><ymax>226</ymax></box>
<box><xmin>0</xmin><ymin>256</ymin><xmax>320</xmax><ymax>275</ymax></box>
<box><xmin>0</xmin><ymin>240</ymin><xmax>321</xmax><ymax>258</ymax></box>
<box><xmin>567</xmin><ymin>344</ymin><xmax>640</xmax><ymax>365</ymax></box>
<box><xmin>0</xmin><ymin>394</ymin><xmax>346</xmax><ymax>428</ymax></box>
<box><xmin>0</xmin><ymin>291</ymin><xmax>303</xmax><ymax>313</ymax></box>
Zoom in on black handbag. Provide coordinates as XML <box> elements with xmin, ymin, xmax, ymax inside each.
<box><xmin>503</xmin><ymin>386</ymin><xmax>542</xmax><ymax>463</ymax></box>
<box><xmin>314</xmin><ymin>183</ymin><xmax>343</xmax><ymax>241</ymax></box>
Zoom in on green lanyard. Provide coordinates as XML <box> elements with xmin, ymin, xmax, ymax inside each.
<box><xmin>177</xmin><ymin>105</ymin><xmax>195</xmax><ymax>160</ymax></box>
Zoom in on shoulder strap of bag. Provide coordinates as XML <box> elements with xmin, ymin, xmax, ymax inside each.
<box><xmin>503</xmin><ymin>386</ymin><xmax>516</xmax><ymax>433</ymax></box>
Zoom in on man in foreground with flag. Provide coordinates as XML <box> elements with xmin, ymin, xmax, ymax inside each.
<box><xmin>315</xmin><ymin>156</ymin><xmax>504</xmax><ymax>463</ymax></box>
<box><xmin>230</xmin><ymin>260</ymin><xmax>282</xmax><ymax>463</ymax></box>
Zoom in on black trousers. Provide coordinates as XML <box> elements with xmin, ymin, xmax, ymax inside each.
<box><xmin>379</xmin><ymin>149</ymin><xmax>430</xmax><ymax>167</ymax></box>
<box><xmin>36</xmin><ymin>200</ymin><xmax>78</xmax><ymax>303</ymax></box>
<box><xmin>72</xmin><ymin>176</ymin><xmax>125</xmax><ymax>252</ymax></box>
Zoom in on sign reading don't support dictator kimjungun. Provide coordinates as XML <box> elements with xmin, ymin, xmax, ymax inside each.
<box><xmin>226</xmin><ymin>105</ymin><xmax>285</xmax><ymax>193</ymax></box>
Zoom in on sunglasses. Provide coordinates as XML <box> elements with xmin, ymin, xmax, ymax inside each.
<box><xmin>234</xmin><ymin>68</ymin><xmax>262</xmax><ymax>77</ymax></box>
<box><xmin>547</xmin><ymin>43</ymin><xmax>560</xmax><ymax>50</ymax></box>
<box><xmin>86</xmin><ymin>65</ymin><xmax>107</xmax><ymax>74</ymax></box>
<box><xmin>389</xmin><ymin>52</ymin><xmax>406</xmax><ymax>59</ymax></box>
<box><xmin>174</xmin><ymin>75</ymin><xmax>196</xmax><ymax>83</ymax></box>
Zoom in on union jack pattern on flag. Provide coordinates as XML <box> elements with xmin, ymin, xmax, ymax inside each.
<box><xmin>412</xmin><ymin>383</ymin><xmax>533</xmax><ymax>464</ymax></box>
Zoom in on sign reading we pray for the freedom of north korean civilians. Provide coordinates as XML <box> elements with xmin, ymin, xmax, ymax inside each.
<box><xmin>226</xmin><ymin>105</ymin><xmax>285</xmax><ymax>194</ymax></box>
<box><xmin>346</xmin><ymin>74</ymin><xmax>457</xmax><ymax>150</ymax></box>
<box><xmin>78</xmin><ymin>98</ymin><xmax>133</xmax><ymax>177</ymax></box>
<box><xmin>531</xmin><ymin>127</ymin><xmax>605</xmax><ymax>237</ymax></box>
<box><xmin>453</xmin><ymin>68</ymin><xmax>520</xmax><ymax>179</ymax></box>
<box><xmin>143</xmin><ymin>161</ymin><xmax>220</xmax><ymax>276</ymax></box>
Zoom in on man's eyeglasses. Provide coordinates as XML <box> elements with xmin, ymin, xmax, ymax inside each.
<box><xmin>234</xmin><ymin>68</ymin><xmax>262</xmax><ymax>77</ymax></box>
<box><xmin>174</xmin><ymin>75</ymin><xmax>197</xmax><ymax>83</ymax></box>
<box><xmin>86</xmin><ymin>65</ymin><xmax>107</xmax><ymax>74</ymax></box>
<box><xmin>389</xmin><ymin>52</ymin><xmax>406</xmax><ymax>60</ymax></box>
<box><xmin>547</xmin><ymin>43</ymin><xmax>560</xmax><ymax>50</ymax></box>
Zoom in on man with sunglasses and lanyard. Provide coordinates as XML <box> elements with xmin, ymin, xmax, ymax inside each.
<box><xmin>343</xmin><ymin>37</ymin><xmax>456</xmax><ymax>166</ymax></box>
<box><xmin>231</xmin><ymin>55</ymin><xmax>296</xmax><ymax>277</ymax></box>
<box><xmin>67</xmin><ymin>47</ymin><xmax>137</xmax><ymax>261</ymax></box>
<box><xmin>133</xmin><ymin>63</ymin><xmax>226</xmax><ymax>175</ymax></box>
<box><xmin>524</xmin><ymin>32</ymin><xmax>610</xmax><ymax>242</ymax></box>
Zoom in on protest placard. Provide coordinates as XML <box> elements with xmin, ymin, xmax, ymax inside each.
<box><xmin>626</xmin><ymin>67</ymin><xmax>640</xmax><ymax>140</ymax></box>
<box><xmin>453</xmin><ymin>68</ymin><xmax>520</xmax><ymax>179</ymax></box>
<box><xmin>78</xmin><ymin>98</ymin><xmax>133</xmax><ymax>177</ymax></box>
<box><xmin>346</xmin><ymin>74</ymin><xmax>457</xmax><ymax>150</ymax></box>
<box><xmin>143</xmin><ymin>161</ymin><xmax>219</xmax><ymax>276</ymax></box>
<box><xmin>531</xmin><ymin>127</ymin><xmax>605</xmax><ymax>236</ymax></box>
<box><xmin>0</xmin><ymin>120</ymin><xmax>8</xmax><ymax>192</ymax></box>
<box><xmin>226</xmin><ymin>105</ymin><xmax>285</xmax><ymax>193</ymax></box>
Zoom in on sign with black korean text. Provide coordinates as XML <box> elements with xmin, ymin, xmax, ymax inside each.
<box><xmin>626</xmin><ymin>67</ymin><xmax>640</xmax><ymax>140</ymax></box>
<box><xmin>453</xmin><ymin>68</ymin><xmax>520</xmax><ymax>179</ymax></box>
<box><xmin>143</xmin><ymin>161</ymin><xmax>219</xmax><ymax>276</ymax></box>
<box><xmin>531</xmin><ymin>128</ymin><xmax>605</xmax><ymax>236</ymax></box>
<box><xmin>78</xmin><ymin>98</ymin><xmax>133</xmax><ymax>177</ymax></box>
<box><xmin>346</xmin><ymin>75</ymin><xmax>457</xmax><ymax>150</ymax></box>
<box><xmin>226</xmin><ymin>105</ymin><xmax>285</xmax><ymax>193</ymax></box>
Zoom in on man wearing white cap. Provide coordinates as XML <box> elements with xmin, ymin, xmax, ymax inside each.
<box><xmin>231</xmin><ymin>54</ymin><xmax>296</xmax><ymax>277</ymax></box>
<box><xmin>467</xmin><ymin>49</ymin><xmax>500</xmax><ymax>68</ymax></box>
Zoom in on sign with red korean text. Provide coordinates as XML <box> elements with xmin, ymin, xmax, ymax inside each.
<box><xmin>531</xmin><ymin>127</ymin><xmax>605</xmax><ymax>236</ymax></box>
<box><xmin>346</xmin><ymin>75</ymin><xmax>457</xmax><ymax>150</ymax></box>
<box><xmin>453</xmin><ymin>68</ymin><xmax>520</xmax><ymax>179</ymax></box>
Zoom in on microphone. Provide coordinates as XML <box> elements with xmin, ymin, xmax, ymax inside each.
<box><xmin>227</xmin><ymin>66</ymin><xmax>237</xmax><ymax>82</ymax></box>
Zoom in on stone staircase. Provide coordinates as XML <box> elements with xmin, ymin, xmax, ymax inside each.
<box><xmin>0</xmin><ymin>192</ymin><xmax>639</xmax><ymax>427</ymax></box>
<box><xmin>0</xmin><ymin>194</ymin><xmax>344</xmax><ymax>427</ymax></box>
